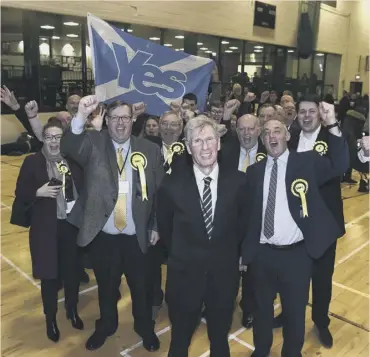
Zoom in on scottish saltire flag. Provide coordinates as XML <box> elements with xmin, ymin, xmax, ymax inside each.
<box><xmin>87</xmin><ymin>13</ymin><xmax>215</xmax><ymax>116</ymax></box>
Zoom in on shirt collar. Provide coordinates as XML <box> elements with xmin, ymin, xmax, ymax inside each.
<box><xmin>193</xmin><ymin>163</ymin><xmax>219</xmax><ymax>185</ymax></box>
<box><xmin>240</xmin><ymin>141</ymin><xmax>258</xmax><ymax>155</ymax></box>
<box><xmin>112</xmin><ymin>138</ymin><xmax>131</xmax><ymax>152</ymax></box>
<box><xmin>267</xmin><ymin>148</ymin><xmax>289</xmax><ymax>165</ymax></box>
<box><xmin>300</xmin><ymin>124</ymin><xmax>321</xmax><ymax>140</ymax></box>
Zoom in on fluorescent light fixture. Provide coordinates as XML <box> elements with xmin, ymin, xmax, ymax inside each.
<box><xmin>52</xmin><ymin>36</ymin><xmax>60</xmax><ymax>39</ymax></box>
<box><xmin>164</xmin><ymin>43</ymin><xmax>172</xmax><ymax>47</ymax></box>
<box><xmin>40</xmin><ymin>25</ymin><xmax>55</xmax><ymax>30</ymax></box>
<box><xmin>197</xmin><ymin>42</ymin><xmax>203</xmax><ymax>46</ymax></box>
<box><xmin>254</xmin><ymin>45</ymin><xmax>263</xmax><ymax>49</ymax></box>
<box><xmin>221</xmin><ymin>41</ymin><xmax>229</xmax><ymax>44</ymax></box>
<box><xmin>225</xmin><ymin>50</ymin><xmax>233</xmax><ymax>53</ymax></box>
<box><xmin>288</xmin><ymin>49</ymin><xmax>295</xmax><ymax>53</ymax></box>
<box><xmin>229</xmin><ymin>46</ymin><xmax>238</xmax><ymax>50</ymax></box>
<box><xmin>127</xmin><ymin>29</ymin><xmax>133</xmax><ymax>33</ymax></box>
<box><xmin>199</xmin><ymin>47</ymin><xmax>208</xmax><ymax>50</ymax></box>
<box><xmin>64</xmin><ymin>22</ymin><xmax>79</xmax><ymax>26</ymax></box>
<box><xmin>179</xmin><ymin>48</ymin><xmax>184</xmax><ymax>51</ymax></box>
<box><xmin>40</xmin><ymin>37</ymin><xmax>47</xmax><ymax>41</ymax></box>
<box><xmin>316</xmin><ymin>53</ymin><xmax>324</xmax><ymax>56</ymax></box>
<box><xmin>254</xmin><ymin>50</ymin><xmax>262</xmax><ymax>52</ymax></box>
<box><xmin>175</xmin><ymin>35</ymin><xmax>184</xmax><ymax>39</ymax></box>
<box><xmin>149</xmin><ymin>37</ymin><xmax>160</xmax><ymax>41</ymax></box>
<box><xmin>175</xmin><ymin>49</ymin><xmax>180</xmax><ymax>51</ymax></box>
<box><xmin>67</xmin><ymin>34</ymin><xmax>78</xmax><ymax>38</ymax></box>
<box><xmin>205</xmin><ymin>50</ymin><xmax>212</xmax><ymax>53</ymax></box>
<box><xmin>212</xmin><ymin>52</ymin><xmax>217</xmax><ymax>56</ymax></box>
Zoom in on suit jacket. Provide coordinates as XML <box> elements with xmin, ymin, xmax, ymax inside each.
<box><xmin>157</xmin><ymin>165</ymin><xmax>249</xmax><ymax>306</ymax></box>
<box><xmin>242</xmin><ymin>134</ymin><xmax>349</xmax><ymax>264</ymax></box>
<box><xmin>289</xmin><ymin>126</ymin><xmax>345</xmax><ymax>236</ymax></box>
<box><xmin>60</xmin><ymin>128</ymin><xmax>164</xmax><ymax>252</ymax></box>
<box><xmin>11</xmin><ymin>152</ymin><xmax>83</xmax><ymax>279</ymax></box>
<box><xmin>220</xmin><ymin>136</ymin><xmax>267</xmax><ymax>171</ymax></box>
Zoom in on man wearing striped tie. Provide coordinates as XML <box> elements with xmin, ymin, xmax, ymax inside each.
<box><xmin>61</xmin><ymin>95</ymin><xmax>163</xmax><ymax>351</ymax></box>
<box><xmin>241</xmin><ymin>107</ymin><xmax>349</xmax><ymax>357</ymax></box>
<box><xmin>157</xmin><ymin>115</ymin><xmax>250</xmax><ymax>357</ymax></box>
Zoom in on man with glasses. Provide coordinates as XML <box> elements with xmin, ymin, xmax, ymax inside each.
<box><xmin>157</xmin><ymin>115</ymin><xmax>250</xmax><ymax>357</ymax></box>
<box><xmin>61</xmin><ymin>96</ymin><xmax>163</xmax><ymax>352</ymax></box>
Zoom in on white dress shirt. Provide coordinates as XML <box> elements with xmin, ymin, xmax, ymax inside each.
<box><xmin>358</xmin><ymin>149</ymin><xmax>370</xmax><ymax>163</ymax></box>
<box><xmin>162</xmin><ymin>142</ymin><xmax>169</xmax><ymax>161</ymax></box>
<box><xmin>297</xmin><ymin>125</ymin><xmax>321</xmax><ymax>152</ymax></box>
<box><xmin>70</xmin><ymin>115</ymin><xmax>136</xmax><ymax>235</ymax></box>
<box><xmin>193</xmin><ymin>164</ymin><xmax>219</xmax><ymax>219</ymax></box>
<box><xmin>238</xmin><ymin>142</ymin><xmax>258</xmax><ymax>172</ymax></box>
<box><xmin>260</xmin><ymin>149</ymin><xmax>304</xmax><ymax>245</ymax></box>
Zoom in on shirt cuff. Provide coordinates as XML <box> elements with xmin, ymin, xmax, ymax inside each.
<box><xmin>70</xmin><ymin>113</ymin><xmax>86</xmax><ymax>134</ymax></box>
<box><xmin>358</xmin><ymin>149</ymin><xmax>370</xmax><ymax>163</ymax></box>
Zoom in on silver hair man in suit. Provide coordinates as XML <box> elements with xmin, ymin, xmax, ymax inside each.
<box><xmin>61</xmin><ymin>95</ymin><xmax>163</xmax><ymax>352</ymax></box>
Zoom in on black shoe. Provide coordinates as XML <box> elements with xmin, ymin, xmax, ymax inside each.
<box><xmin>242</xmin><ymin>314</ymin><xmax>253</xmax><ymax>329</ymax></box>
<box><xmin>85</xmin><ymin>331</ymin><xmax>107</xmax><ymax>351</ymax></box>
<box><xmin>358</xmin><ymin>179</ymin><xmax>369</xmax><ymax>193</ymax></box>
<box><xmin>342</xmin><ymin>177</ymin><xmax>357</xmax><ymax>184</ymax></box>
<box><xmin>273</xmin><ymin>313</ymin><xmax>283</xmax><ymax>328</ymax></box>
<box><xmin>142</xmin><ymin>333</ymin><xmax>160</xmax><ymax>352</ymax></box>
<box><xmin>317</xmin><ymin>327</ymin><xmax>333</xmax><ymax>348</ymax></box>
<box><xmin>46</xmin><ymin>317</ymin><xmax>60</xmax><ymax>343</ymax></box>
<box><xmin>66</xmin><ymin>307</ymin><xmax>84</xmax><ymax>330</ymax></box>
<box><xmin>80</xmin><ymin>270</ymin><xmax>90</xmax><ymax>284</ymax></box>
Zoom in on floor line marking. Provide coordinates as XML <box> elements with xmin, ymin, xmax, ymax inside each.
<box><xmin>1</xmin><ymin>202</ymin><xmax>11</xmax><ymax>210</ymax></box>
<box><xmin>332</xmin><ymin>281</ymin><xmax>370</xmax><ymax>299</ymax></box>
<box><xmin>230</xmin><ymin>335</ymin><xmax>254</xmax><ymax>350</ymax></box>
<box><xmin>344</xmin><ymin>211</ymin><xmax>369</xmax><ymax>229</ymax></box>
<box><xmin>57</xmin><ymin>284</ymin><xmax>99</xmax><ymax>303</ymax></box>
<box><xmin>335</xmin><ymin>241</ymin><xmax>370</xmax><ymax>268</ymax></box>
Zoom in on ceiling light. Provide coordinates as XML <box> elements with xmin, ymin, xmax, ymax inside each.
<box><xmin>64</xmin><ymin>22</ymin><xmax>79</xmax><ymax>26</ymax></box>
<box><xmin>149</xmin><ymin>37</ymin><xmax>160</xmax><ymax>41</ymax></box>
<box><xmin>205</xmin><ymin>50</ymin><xmax>212</xmax><ymax>53</ymax></box>
<box><xmin>254</xmin><ymin>50</ymin><xmax>262</xmax><ymax>52</ymax></box>
<box><xmin>175</xmin><ymin>49</ymin><xmax>180</xmax><ymax>51</ymax></box>
<box><xmin>200</xmin><ymin>47</ymin><xmax>208</xmax><ymax>50</ymax></box>
<box><xmin>288</xmin><ymin>50</ymin><xmax>295</xmax><ymax>53</ymax></box>
<box><xmin>197</xmin><ymin>42</ymin><xmax>203</xmax><ymax>46</ymax></box>
<box><xmin>52</xmin><ymin>36</ymin><xmax>60</xmax><ymax>39</ymax></box>
<box><xmin>229</xmin><ymin>46</ymin><xmax>238</xmax><ymax>50</ymax></box>
<box><xmin>40</xmin><ymin>37</ymin><xmax>47</xmax><ymax>41</ymax></box>
<box><xmin>179</xmin><ymin>48</ymin><xmax>184</xmax><ymax>51</ymax></box>
<box><xmin>40</xmin><ymin>25</ymin><xmax>55</xmax><ymax>30</ymax></box>
<box><xmin>212</xmin><ymin>52</ymin><xmax>217</xmax><ymax>56</ymax></box>
<box><xmin>175</xmin><ymin>35</ymin><xmax>184</xmax><ymax>39</ymax></box>
<box><xmin>316</xmin><ymin>53</ymin><xmax>324</xmax><ymax>56</ymax></box>
<box><xmin>254</xmin><ymin>45</ymin><xmax>263</xmax><ymax>49</ymax></box>
<box><xmin>164</xmin><ymin>43</ymin><xmax>172</xmax><ymax>47</ymax></box>
<box><xmin>221</xmin><ymin>41</ymin><xmax>229</xmax><ymax>44</ymax></box>
<box><xmin>127</xmin><ymin>29</ymin><xmax>133</xmax><ymax>33</ymax></box>
<box><xmin>225</xmin><ymin>50</ymin><xmax>233</xmax><ymax>53</ymax></box>
<box><xmin>67</xmin><ymin>34</ymin><xmax>78</xmax><ymax>38</ymax></box>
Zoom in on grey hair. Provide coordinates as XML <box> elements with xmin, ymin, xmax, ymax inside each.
<box><xmin>184</xmin><ymin>115</ymin><xmax>221</xmax><ymax>143</ymax></box>
<box><xmin>159</xmin><ymin>110</ymin><xmax>181</xmax><ymax>122</ymax></box>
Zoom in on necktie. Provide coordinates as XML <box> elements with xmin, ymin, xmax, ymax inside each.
<box><xmin>202</xmin><ymin>177</ymin><xmax>213</xmax><ymax>240</ymax></box>
<box><xmin>114</xmin><ymin>147</ymin><xmax>127</xmax><ymax>231</ymax></box>
<box><xmin>263</xmin><ymin>159</ymin><xmax>278</xmax><ymax>239</ymax></box>
<box><xmin>242</xmin><ymin>151</ymin><xmax>250</xmax><ymax>172</ymax></box>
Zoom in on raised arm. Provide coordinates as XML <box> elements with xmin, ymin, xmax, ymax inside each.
<box><xmin>24</xmin><ymin>101</ymin><xmax>43</xmax><ymax>141</ymax></box>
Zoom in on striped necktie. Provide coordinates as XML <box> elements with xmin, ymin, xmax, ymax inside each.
<box><xmin>263</xmin><ymin>158</ymin><xmax>278</xmax><ymax>239</ymax></box>
<box><xmin>202</xmin><ymin>177</ymin><xmax>213</xmax><ymax>240</ymax></box>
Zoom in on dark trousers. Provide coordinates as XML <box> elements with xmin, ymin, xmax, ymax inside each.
<box><xmin>240</xmin><ymin>267</ymin><xmax>254</xmax><ymax>316</ymax></box>
<box><xmin>311</xmin><ymin>240</ymin><xmax>337</xmax><ymax>329</ymax></box>
<box><xmin>88</xmin><ymin>231</ymin><xmax>153</xmax><ymax>337</ymax></box>
<box><xmin>167</xmin><ymin>269</ymin><xmax>238</xmax><ymax>357</ymax></box>
<box><xmin>40</xmin><ymin>220</ymin><xmax>79</xmax><ymax>317</ymax></box>
<box><xmin>148</xmin><ymin>242</ymin><xmax>165</xmax><ymax>306</ymax></box>
<box><xmin>251</xmin><ymin>243</ymin><xmax>312</xmax><ymax>357</ymax></box>
<box><xmin>1</xmin><ymin>142</ymin><xmax>30</xmax><ymax>155</ymax></box>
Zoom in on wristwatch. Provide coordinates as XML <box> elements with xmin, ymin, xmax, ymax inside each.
<box><xmin>326</xmin><ymin>122</ymin><xmax>339</xmax><ymax>130</ymax></box>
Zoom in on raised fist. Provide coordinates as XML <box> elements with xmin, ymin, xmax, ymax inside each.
<box><xmin>319</xmin><ymin>101</ymin><xmax>336</xmax><ymax>126</ymax></box>
<box><xmin>132</xmin><ymin>102</ymin><xmax>146</xmax><ymax>119</ymax></box>
<box><xmin>0</xmin><ymin>85</ymin><xmax>20</xmax><ymax>111</ymax></box>
<box><xmin>77</xmin><ymin>95</ymin><xmax>99</xmax><ymax>120</ymax></box>
<box><xmin>170</xmin><ymin>99</ymin><xmax>182</xmax><ymax>113</ymax></box>
<box><xmin>25</xmin><ymin>100</ymin><xmax>39</xmax><ymax>119</ymax></box>
<box><xmin>358</xmin><ymin>136</ymin><xmax>370</xmax><ymax>157</ymax></box>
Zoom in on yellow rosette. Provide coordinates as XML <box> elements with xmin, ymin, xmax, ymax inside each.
<box><xmin>313</xmin><ymin>141</ymin><xmax>328</xmax><ymax>156</ymax></box>
<box><xmin>291</xmin><ymin>179</ymin><xmax>309</xmax><ymax>217</ymax></box>
<box><xmin>130</xmin><ymin>152</ymin><xmax>148</xmax><ymax>201</ymax></box>
<box><xmin>56</xmin><ymin>162</ymin><xmax>69</xmax><ymax>196</ymax></box>
<box><xmin>165</xmin><ymin>142</ymin><xmax>185</xmax><ymax>175</ymax></box>
<box><xmin>256</xmin><ymin>152</ymin><xmax>267</xmax><ymax>162</ymax></box>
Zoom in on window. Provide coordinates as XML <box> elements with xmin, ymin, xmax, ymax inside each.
<box><xmin>196</xmin><ymin>34</ymin><xmax>218</xmax><ymax>60</ymax></box>
<box><xmin>324</xmin><ymin>54</ymin><xmax>341</xmax><ymax>99</ymax></box>
<box><xmin>163</xmin><ymin>29</ymin><xmax>184</xmax><ymax>51</ymax></box>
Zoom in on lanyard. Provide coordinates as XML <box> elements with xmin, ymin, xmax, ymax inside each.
<box><xmin>118</xmin><ymin>144</ymin><xmax>131</xmax><ymax>177</ymax></box>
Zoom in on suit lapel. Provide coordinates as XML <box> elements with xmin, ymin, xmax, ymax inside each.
<box><xmin>104</xmin><ymin>131</ymin><xmax>119</xmax><ymax>190</ymax></box>
<box><xmin>285</xmin><ymin>151</ymin><xmax>301</xmax><ymax>222</ymax></box>
<box><xmin>130</xmin><ymin>136</ymin><xmax>139</xmax><ymax>201</ymax></box>
<box><xmin>212</xmin><ymin>167</ymin><xmax>229</xmax><ymax>234</ymax></box>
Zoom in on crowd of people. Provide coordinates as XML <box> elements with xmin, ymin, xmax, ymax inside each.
<box><xmin>1</xmin><ymin>79</ymin><xmax>369</xmax><ymax>357</ymax></box>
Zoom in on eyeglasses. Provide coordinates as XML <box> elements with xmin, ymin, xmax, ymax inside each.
<box><xmin>44</xmin><ymin>134</ymin><xmax>63</xmax><ymax>142</ymax></box>
<box><xmin>191</xmin><ymin>137</ymin><xmax>217</xmax><ymax>147</ymax></box>
<box><xmin>160</xmin><ymin>121</ymin><xmax>181</xmax><ymax>129</ymax></box>
<box><xmin>108</xmin><ymin>116</ymin><xmax>132</xmax><ymax>123</ymax></box>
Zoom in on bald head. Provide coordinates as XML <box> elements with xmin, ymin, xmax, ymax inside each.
<box><xmin>236</xmin><ymin>114</ymin><xmax>261</xmax><ymax>150</ymax></box>
<box><xmin>56</xmin><ymin>111</ymin><xmax>72</xmax><ymax>128</ymax></box>
<box><xmin>66</xmin><ymin>94</ymin><xmax>81</xmax><ymax>115</ymax></box>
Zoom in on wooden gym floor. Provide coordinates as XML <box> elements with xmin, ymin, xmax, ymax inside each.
<box><xmin>1</xmin><ymin>154</ymin><xmax>369</xmax><ymax>357</ymax></box>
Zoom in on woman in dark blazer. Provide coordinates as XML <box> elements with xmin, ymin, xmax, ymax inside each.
<box><xmin>12</xmin><ymin>118</ymin><xmax>84</xmax><ymax>342</ymax></box>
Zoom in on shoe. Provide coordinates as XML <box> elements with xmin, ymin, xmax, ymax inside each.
<box><xmin>79</xmin><ymin>270</ymin><xmax>90</xmax><ymax>284</ymax></box>
<box><xmin>66</xmin><ymin>307</ymin><xmax>84</xmax><ymax>330</ymax></box>
<box><xmin>46</xmin><ymin>317</ymin><xmax>60</xmax><ymax>342</ymax></box>
<box><xmin>273</xmin><ymin>313</ymin><xmax>283</xmax><ymax>328</ymax></box>
<box><xmin>358</xmin><ymin>179</ymin><xmax>369</xmax><ymax>193</ymax></box>
<box><xmin>242</xmin><ymin>314</ymin><xmax>253</xmax><ymax>329</ymax></box>
<box><xmin>317</xmin><ymin>327</ymin><xmax>333</xmax><ymax>348</ymax></box>
<box><xmin>85</xmin><ymin>331</ymin><xmax>107</xmax><ymax>350</ymax></box>
<box><xmin>142</xmin><ymin>333</ymin><xmax>160</xmax><ymax>352</ymax></box>
<box><xmin>342</xmin><ymin>177</ymin><xmax>357</xmax><ymax>184</ymax></box>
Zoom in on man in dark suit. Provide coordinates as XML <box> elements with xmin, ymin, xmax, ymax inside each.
<box><xmin>242</xmin><ymin>106</ymin><xmax>349</xmax><ymax>357</ymax></box>
<box><xmin>61</xmin><ymin>95</ymin><xmax>163</xmax><ymax>351</ymax></box>
<box><xmin>274</xmin><ymin>94</ymin><xmax>346</xmax><ymax>348</ymax></box>
<box><xmin>157</xmin><ymin>115</ymin><xmax>249</xmax><ymax>357</ymax></box>
<box><xmin>221</xmin><ymin>113</ymin><xmax>266</xmax><ymax>329</ymax></box>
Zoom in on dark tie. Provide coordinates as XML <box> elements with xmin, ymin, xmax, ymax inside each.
<box><xmin>263</xmin><ymin>159</ymin><xmax>278</xmax><ymax>239</ymax></box>
<box><xmin>202</xmin><ymin>177</ymin><xmax>213</xmax><ymax>240</ymax></box>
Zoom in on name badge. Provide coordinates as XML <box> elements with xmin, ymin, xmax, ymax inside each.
<box><xmin>119</xmin><ymin>180</ymin><xmax>130</xmax><ymax>194</ymax></box>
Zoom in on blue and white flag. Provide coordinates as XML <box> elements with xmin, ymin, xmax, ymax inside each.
<box><xmin>87</xmin><ymin>13</ymin><xmax>215</xmax><ymax>116</ymax></box>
